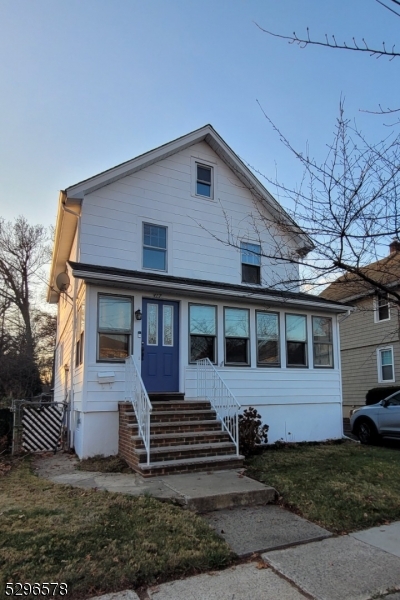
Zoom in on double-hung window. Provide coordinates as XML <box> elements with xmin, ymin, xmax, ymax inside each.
<box><xmin>312</xmin><ymin>316</ymin><xmax>333</xmax><ymax>367</ymax></box>
<box><xmin>286</xmin><ymin>314</ymin><xmax>307</xmax><ymax>367</ymax></box>
<box><xmin>189</xmin><ymin>304</ymin><xmax>217</xmax><ymax>363</ymax></box>
<box><xmin>196</xmin><ymin>164</ymin><xmax>212</xmax><ymax>198</ymax></box>
<box><xmin>224</xmin><ymin>307</ymin><xmax>250</xmax><ymax>365</ymax></box>
<box><xmin>375</xmin><ymin>292</ymin><xmax>390</xmax><ymax>322</ymax></box>
<box><xmin>256</xmin><ymin>311</ymin><xmax>280</xmax><ymax>366</ymax></box>
<box><xmin>377</xmin><ymin>347</ymin><xmax>395</xmax><ymax>382</ymax></box>
<box><xmin>97</xmin><ymin>294</ymin><xmax>132</xmax><ymax>361</ymax></box>
<box><xmin>143</xmin><ymin>224</ymin><xmax>167</xmax><ymax>271</ymax></box>
<box><xmin>241</xmin><ymin>242</ymin><xmax>261</xmax><ymax>284</ymax></box>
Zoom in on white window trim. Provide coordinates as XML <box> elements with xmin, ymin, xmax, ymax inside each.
<box><xmin>377</xmin><ymin>345</ymin><xmax>395</xmax><ymax>383</ymax></box>
<box><xmin>97</xmin><ymin>293</ymin><xmax>133</xmax><ymax>362</ymax></box>
<box><xmin>142</xmin><ymin>222</ymin><xmax>168</xmax><ymax>273</ymax></box>
<box><xmin>240</xmin><ymin>241</ymin><xmax>262</xmax><ymax>285</ymax></box>
<box><xmin>374</xmin><ymin>294</ymin><xmax>390</xmax><ymax>323</ymax></box>
<box><xmin>190</xmin><ymin>156</ymin><xmax>217</xmax><ymax>201</ymax></box>
<box><xmin>188</xmin><ymin>302</ymin><xmax>218</xmax><ymax>364</ymax></box>
<box><xmin>285</xmin><ymin>313</ymin><xmax>308</xmax><ymax>368</ymax></box>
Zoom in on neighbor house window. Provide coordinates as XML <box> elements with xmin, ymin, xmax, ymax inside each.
<box><xmin>375</xmin><ymin>292</ymin><xmax>390</xmax><ymax>322</ymax></box>
<box><xmin>196</xmin><ymin>164</ymin><xmax>212</xmax><ymax>198</ymax></box>
<box><xmin>312</xmin><ymin>316</ymin><xmax>333</xmax><ymax>368</ymax></box>
<box><xmin>143</xmin><ymin>223</ymin><xmax>167</xmax><ymax>271</ymax></box>
<box><xmin>75</xmin><ymin>298</ymin><xmax>85</xmax><ymax>367</ymax></box>
<box><xmin>241</xmin><ymin>242</ymin><xmax>261</xmax><ymax>284</ymax></box>
<box><xmin>97</xmin><ymin>294</ymin><xmax>132</xmax><ymax>361</ymax></box>
<box><xmin>286</xmin><ymin>314</ymin><xmax>307</xmax><ymax>367</ymax></box>
<box><xmin>256</xmin><ymin>311</ymin><xmax>280</xmax><ymax>366</ymax></box>
<box><xmin>189</xmin><ymin>304</ymin><xmax>217</xmax><ymax>363</ymax></box>
<box><xmin>224</xmin><ymin>307</ymin><xmax>250</xmax><ymax>365</ymax></box>
<box><xmin>377</xmin><ymin>347</ymin><xmax>395</xmax><ymax>382</ymax></box>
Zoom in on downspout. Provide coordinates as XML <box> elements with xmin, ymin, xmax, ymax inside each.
<box><xmin>62</xmin><ymin>200</ymin><xmax>81</xmax><ymax>450</ymax></box>
<box><xmin>336</xmin><ymin>309</ymin><xmax>355</xmax><ymax>439</ymax></box>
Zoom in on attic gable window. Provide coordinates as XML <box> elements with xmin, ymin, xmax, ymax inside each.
<box><xmin>196</xmin><ymin>164</ymin><xmax>212</xmax><ymax>198</ymax></box>
<box><xmin>241</xmin><ymin>242</ymin><xmax>261</xmax><ymax>284</ymax></box>
<box><xmin>375</xmin><ymin>292</ymin><xmax>390</xmax><ymax>322</ymax></box>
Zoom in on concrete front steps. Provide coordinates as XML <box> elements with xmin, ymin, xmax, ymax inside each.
<box><xmin>118</xmin><ymin>396</ymin><xmax>244</xmax><ymax>477</ymax></box>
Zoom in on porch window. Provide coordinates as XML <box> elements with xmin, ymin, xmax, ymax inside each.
<box><xmin>286</xmin><ymin>314</ymin><xmax>307</xmax><ymax>367</ymax></box>
<box><xmin>189</xmin><ymin>304</ymin><xmax>217</xmax><ymax>363</ymax></box>
<box><xmin>143</xmin><ymin>223</ymin><xmax>167</xmax><ymax>271</ymax></box>
<box><xmin>377</xmin><ymin>347</ymin><xmax>395</xmax><ymax>382</ymax></box>
<box><xmin>97</xmin><ymin>294</ymin><xmax>132</xmax><ymax>361</ymax></box>
<box><xmin>256</xmin><ymin>311</ymin><xmax>280</xmax><ymax>366</ymax></box>
<box><xmin>312</xmin><ymin>316</ymin><xmax>333</xmax><ymax>368</ymax></box>
<box><xmin>224</xmin><ymin>307</ymin><xmax>250</xmax><ymax>365</ymax></box>
<box><xmin>241</xmin><ymin>242</ymin><xmax>261</xmax><ymax>284</ymax></box>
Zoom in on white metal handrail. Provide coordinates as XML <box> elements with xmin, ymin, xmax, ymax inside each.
<box><xmin>125</xmin><ymin>355</ymin><xmax>152</xmax><ymax>465</ymax></box>
<box><xmin>196</xmin><ymin>358</ymin><xmax>241</xmax><ymax>456</ymax></box>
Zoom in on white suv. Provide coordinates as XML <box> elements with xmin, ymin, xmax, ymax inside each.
<box><xmin>350</xmin><ymin>391</ymin><xmax>400</xmax><ymax>444</ymax></box>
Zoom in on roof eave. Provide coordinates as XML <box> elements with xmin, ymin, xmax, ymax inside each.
<box><xmin>47</xmin><ymin>193</ymin><xmax>81</xmax><ymax>303</ymax></box>
<box><xmin>69</xmin><ymin>263</ymin><xmax>352</xmax><ymax>313</ymax></box>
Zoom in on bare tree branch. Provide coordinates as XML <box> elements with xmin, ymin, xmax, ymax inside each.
<box><xmin>255</xmin><ymin>23</ymin><xmax>400</xmax><ymax>59</ymax></box>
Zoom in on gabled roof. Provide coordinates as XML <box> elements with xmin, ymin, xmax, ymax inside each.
<box><xmin>65</xmin><ymin>124</ymin><xmax>313</xmax><ymax>250</ymax></box>
<box><xmin>48</xmin><ymin>125</ymin><xmax>314</xmax><ymax>302</ymax></box>
<box><xmin>320</xmin><ymin>252</ymin><xmax>400</xmax><ymax>302</ymax></box>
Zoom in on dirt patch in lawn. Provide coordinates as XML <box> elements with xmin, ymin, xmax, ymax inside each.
<box><xmin>77</xmin><ymin>454</ymin><xmax>132</xmax><ymax>473</ymax></box>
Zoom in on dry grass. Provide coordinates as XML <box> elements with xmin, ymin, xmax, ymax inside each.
<box><xmin>247</xmin><ymin>441</ymin><xmax>400</xmax><ymax>534</ymax></box>
<box><xmin>0</xmin><ymin>457</ymin><xmax>233</xmax><ymax>598</ymax></box>
<box><xmin>77</xmin><ymin>455</ymin><xmax>132</xmax><ymax>473</ymax></box>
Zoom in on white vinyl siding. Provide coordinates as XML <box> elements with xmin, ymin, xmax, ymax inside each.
<box><xmin>79</xmin><ymin>141</ymin><xmax>299</xmax><ymax>290</ymax></box>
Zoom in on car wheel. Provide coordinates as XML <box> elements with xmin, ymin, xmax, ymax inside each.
<box><xmin>355</xmin><ymin>418</ymin><xmax>379</xmax><ymax>445</ymax></box>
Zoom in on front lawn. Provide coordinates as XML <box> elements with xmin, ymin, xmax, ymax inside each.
<box><xmin>247</xmin><ymin>441</ymin><xmax>400</xmax><ymax>534</ymax></box>
<box><xmin>0</xmin><ymin>457</ymin><xmax>233</xmax><ymax>599</ymax></box>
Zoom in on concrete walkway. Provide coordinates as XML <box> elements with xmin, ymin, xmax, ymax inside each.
<box><xmin>34</xmin><ymin>452</ymin><xmax>276</xmax><ymax>511</ymax></box>
<box><xmin>34</xmin><ymin>453</ymin><xmax>400</xmax><ymax>600</ymax></box>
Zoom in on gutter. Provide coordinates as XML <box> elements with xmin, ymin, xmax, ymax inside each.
<box><xmin>338</xmin><ymin>308</ymin><xmax>353</xmax><ymax>323</ymax></box>
<box><xmin>47</xmin><ymin>191</ymin><xmax>68</xmax><ymax>303</ymax></box>
<box><xmin>70</xmin><ymin>266</ymin><xmax>353</xmax><ymax>313</ymax></box>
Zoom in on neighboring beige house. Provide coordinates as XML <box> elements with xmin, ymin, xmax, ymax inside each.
<box><xmin>321</xmin><ymin>241</ymin><xmax>400</xmax><ymax>418</ymax></box>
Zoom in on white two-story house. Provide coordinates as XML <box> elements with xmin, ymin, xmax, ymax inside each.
<box><xmin>48</xmin><ymin>125</ymin><xmax>350</xmax><ymax>473</ymax></box>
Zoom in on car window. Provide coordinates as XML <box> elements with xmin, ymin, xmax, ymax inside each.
<box><xmin>386</xmin><ymin>392</ymin><xmax>400</xmax><ymax>406</ymax></box>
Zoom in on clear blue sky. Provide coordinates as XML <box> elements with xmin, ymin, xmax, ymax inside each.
<box><xmin>0</xmin><ymin>0</ymin><xmax>398</xmax><ymax>229</ymax></box>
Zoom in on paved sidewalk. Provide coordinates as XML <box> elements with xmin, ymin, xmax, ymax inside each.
<box><xmin>263</xmin><ymin>532</ymin><xmax>400</xmax><ymax>600</ymax></box>
<box><xmin>203</xmin><ymin>504</ymin><xmax>332</xmax><ymax>557</ymax></box>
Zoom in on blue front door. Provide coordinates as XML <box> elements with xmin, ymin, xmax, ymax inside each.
<box><xmin>141</xmin><ymin>299</ymin><xmax>179</xmax><ymax>392</ymax></box>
